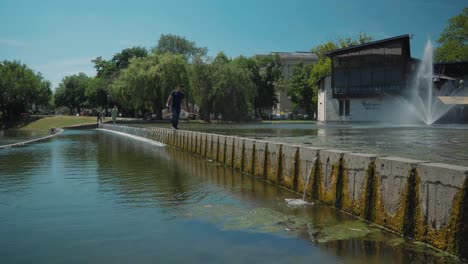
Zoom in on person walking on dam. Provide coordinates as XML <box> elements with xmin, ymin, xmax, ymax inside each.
<box><xmin>166</xmin><ymin>84</ymin><xmax>186</xmax><ymax>130</ymax></box>
<box><xmin>111</xmin><ymin>105</ymin><xmax>118</xmax><ymax>124</ymax></box>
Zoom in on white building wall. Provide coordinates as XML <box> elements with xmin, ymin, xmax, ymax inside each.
<box><xmin>318</xmin><ymin>76</ymin><xmax>418</xmax><ymax>123</ymax></box>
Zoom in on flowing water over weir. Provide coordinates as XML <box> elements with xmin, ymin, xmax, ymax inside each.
<box><xmin>0</xmin><ymin>128</ymin><xmax>465</xmax><ymax>263</ymax></box>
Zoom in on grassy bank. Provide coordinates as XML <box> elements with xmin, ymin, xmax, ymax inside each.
<box><xmin>19</xmin><ymin>116</ymin><xmax>99</xmax><ymax>130</ymax></box>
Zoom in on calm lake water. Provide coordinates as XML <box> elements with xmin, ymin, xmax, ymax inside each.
<box><xmin>0</xmin><ymin>130</ymin><xmax>463</xmax><ymax>263</ymax></box>
<box><xmin>0</xmin><ymin>130</ymin><xmax>49</xmax><ymax>146</ymax></box>
<box><xmin>135</xmin><ymin>122</ymin><xmax>468</xmax><ymax>167</ymax></box>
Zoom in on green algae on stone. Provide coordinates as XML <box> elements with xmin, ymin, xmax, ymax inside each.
<box><xmin>315</xmin><ymin>220</ymin><xmax>380</xmax><ymax>243</ymax></box>
<box><xmin>188</xmin><ymin>204</ymin><xmax>311</xmax><ymax>237</ymax></box>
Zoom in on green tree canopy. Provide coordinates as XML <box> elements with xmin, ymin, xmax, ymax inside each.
<box><xmin>434</xmin><ymin>8</ymin><xmax>468</xmax><ymax>62</ymax></box>
<box><xmin>85</xmin><ymin>77</ymin><xmax>109</xmax><ymax>109</ymax></box>
<box><xmin>54</xmin><ymin>73</ymin><xmax>90</xmax><ymax>114</ymax></box>
<box><xmin>287</xmin><ymin>62</ymin><xmax>314</xmax><ymax>116</ymax></box>
<box><xmin>0</xmin><ymin>60</ymin><xmax>52</xmax><ymax>121</ymax></box>
<box><xmin>152</xmin><ymin>34</ymin><xmax>208</xmax><ymax>61</ymax></box>
<box><xmin>234</xmin><ymin>54</ymin><xmax>282</xmax><ymax>117</ymax></box>
<box><xmin>110</xmin><ymin>54</ymin><xmax>189</xmax><ymax>118</ymax></box>
<box><xmin>112</xmin><ymin>46</ymin><xmax>148</xmax><ymax>69</ymax></box>
<box><xmin>189</xmin><ymin>57</ymin><xmax>213</xmax><ymax>121</ymax></box>
<box><xmin>92</xmin><ymin>46</ymin><xmax>148</xmax><ymax>79</ymax></box>
<box><xmin>210</xmin><ymin>56</ymin><xmax>255</xmax><ymax>121</ymax></box>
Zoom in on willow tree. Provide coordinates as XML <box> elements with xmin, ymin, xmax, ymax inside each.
<box><xmin>210</xmin><ymin>53</ymin><xmax>255</xmax><ymax>121</ymax></box>
<box><xmin>110</xmin><ymin>54</ymin><xmax>189</xmax><ymax>118</ymax></box>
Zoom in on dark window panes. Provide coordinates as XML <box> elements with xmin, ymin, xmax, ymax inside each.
<box><xmin>335</xmin><ymin>57</ymin><xmax>348</xmax><ymax>68</ymax></box>
<box><xmin>385</xmin><ymin>67</ymin><xmax>402</xmax><ymax>85</ymax></box>
<box><xmin>348</xmin><ymin>51</ymin><xmax>360</xmax><ymax>67</ymax></box>
<box><xmin>334</xmin><ymin>69</ymin><xmax>348</xmax><ymax>88</ymax></box>
<box><xmin>339</xmin><ymin>100</ymin><xmax>344</xmax><ymax>116</ymax></box>
<box><xmin>349</xmin><ymin>68</ymin><xmax>361</xmax><ymax>87</ymax></box>
<box><xmin>373</xmin><ymin>67</ymin><xmax>385</xmax><ymax>86</ymax></box>
<box><xmin>359</xmin><ymin>49</ymin><xmax>372</xmax><ymax>65</ymax></box>
<box><xmin>371</xmin><ymin>47</ymin><xmax>385</xmax><ymax>66</ymax></box>
<box><xmin>361</xmin><ymin>67</ymin><xmax>372</xmax><ymax>87</ymax></box>
<box><xmin>345</xmin><ymin>100</ymin><xmax>350</xmax><ymax>116</ymax></box>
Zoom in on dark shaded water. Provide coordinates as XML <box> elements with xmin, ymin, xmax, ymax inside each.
<box><xmin>0</xmin><ymin>130</ymin><xmax>49</xmax><ymax>146</ymax></box>
<box><xmin>136</xmin><ymin>122</ymin><xmax>468</xmax><ymax>166</ymax></box>
<box><xmin>0</xmin><ymin>130</ymin><xmax>463</xmax><ymax>263</ymax></box>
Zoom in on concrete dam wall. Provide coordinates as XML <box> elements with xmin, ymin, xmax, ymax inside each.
<box><xmin>99</xmin><ymin>124</ymin><xmax>468</xmax><ymax>258</ymax></box>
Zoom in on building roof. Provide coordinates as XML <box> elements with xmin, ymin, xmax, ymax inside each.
<box><xmin>326</xmin><ymin>34</ymin><xmax>411</xmax><ymax>57</ymax></box>
<box><xmin>271</xmin><ymin>51</ymin><xmax>318</xmax><ymax>61</ymax></box>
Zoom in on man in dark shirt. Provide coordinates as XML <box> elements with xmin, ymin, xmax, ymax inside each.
<box><xmin>166</xmin><ymin>84</ymin><xmax>186</xmax><ymax>129</ymax></box>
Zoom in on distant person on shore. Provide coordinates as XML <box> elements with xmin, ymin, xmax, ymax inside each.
<box><xmin>111</xmin><ymin>105</ymin><xmax>118</xmax><ymax>124</ymax></box>
<box><xmin>96</xmin><ymin>111</ymin><xmax>103</xmax><ymax>123</ymax></box>
<box><xmin>166</xmin><ymin>84</ymin><xmax>185</xmax><ymax>130</ymax></box>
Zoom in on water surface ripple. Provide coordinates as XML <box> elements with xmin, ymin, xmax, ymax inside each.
<box><xmin>0</xmin><ymin>130</ymin><xmax>463</xmax><ymax>263</ymax></box>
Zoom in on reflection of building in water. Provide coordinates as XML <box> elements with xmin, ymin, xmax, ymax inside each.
<box><xmin>317</xmin><ymin>35</ymin><xmax>468</xmax><ymax>123</ymax></box>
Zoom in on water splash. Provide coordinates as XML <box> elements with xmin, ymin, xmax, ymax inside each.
<box><xmin>404</xmin><ymin>40</ymin><xmax>459</xmax><ymax>125</ymax></box>
<box><xmin>285</xmin><ymin>156</ymin><xmax>317</xmax><ymax>207</ymax></box>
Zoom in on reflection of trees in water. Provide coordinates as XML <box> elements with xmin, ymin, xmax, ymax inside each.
<box><xmin>95</xmin><ymin>131</ymin><xmax>190</xmax><ymax>209</ymax></box>
<box><xmin>0</xmin><ymin>143</ymin><xmax>52</xmax><ymax>192</ymax></box>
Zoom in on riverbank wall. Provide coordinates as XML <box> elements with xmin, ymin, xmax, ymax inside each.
<box><xmin>99</xmin><ymin>124</ymin><xmax>468</xmax><ymax>258</ymax></box>
<box><xmin>0</xmin><ymin>128</ymin><xmax>64</xmax><ymax>149</ymax></box>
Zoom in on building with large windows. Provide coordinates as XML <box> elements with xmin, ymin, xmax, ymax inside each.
<box><xmin>317</xmin><ymin>35</ymin><xmax>417</xmax><ymax>122</ymax></box>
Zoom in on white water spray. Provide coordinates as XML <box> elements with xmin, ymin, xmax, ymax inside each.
<box><xmin>285</xmin><ymin>156</ymin><xmax>317</xmax><ymax>207</ymax></box>
<box><xmin>403</xmin><ymin>40</ymin><xmax>459</xmax><ymax>125</ymax></box>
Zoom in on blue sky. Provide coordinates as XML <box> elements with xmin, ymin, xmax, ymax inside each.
<box><xmin>0</xmin><ymin>0</ymin><xmax>465</xmax><ymax>89</ymax></box>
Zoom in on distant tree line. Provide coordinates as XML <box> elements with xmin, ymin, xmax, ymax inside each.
<box><xmin>53</xmin><ymin>34</ymin><xmax>282</xmax><ymax>122</ymax></box>
<box><xmin>1</xmin><ymin>8</ymin><xmax>463</xmax><ymax>124</ymax></box>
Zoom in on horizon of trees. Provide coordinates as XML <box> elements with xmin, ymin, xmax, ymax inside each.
<box><xmin>1</xmin><ymin>7</ymin><xmax>464</xmax><ymax>124</ymax></box>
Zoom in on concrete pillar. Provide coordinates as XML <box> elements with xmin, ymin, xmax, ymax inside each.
<box><xmin>265</xmin><ymin>142</ymin><xmax>281</xmax><ymax>184</ymax></box>
<box><xmin>281</xmin><ymin>145</ymin><xmax>299</xmax><ymax>190</ymax></box>
<box><xmin>233</xmin><ymin>137</ymin><xmax>244</xmax><ymax>170</ymax></box>
<box><xmin>374</xmin><ymin>157</ymin><xmax>426</xmax><ymax>234</ymax></box>
<box><xmin>243</xmin><ymin>139</ymin><xmax>255</xmax><ymax>175</ymax></box>
<box><xmin>341</xmin><ymin>153</ymin><xmax>378</xmax><ymax>218</ymax></box>
<box><xmin>225</xmin><ymin>137</ymin><xmax>236</xmax><ymax>168</ymax></box>
<box><xmin>253</xmin><ymin>140</ymin><xmax>268</xmax><ymax>178</ymax></box>
<box><xmin>318</xmin><ymin>149</ymin><xmax>349</xmax><ymax>205</ymax></box>
<box><xmin>415</xmin><ymin>163</ymin><xmax>468</xmax><ymax>256</ymax></box>
<box><xmin>217</xmin><ymin>136</ymin><xmax>227</xmax><ymax>164</ymax></box>
<box><xmin>297</xmin><ymin>146</ymin><xmax>323</xmax><ymax>197</ymax></box>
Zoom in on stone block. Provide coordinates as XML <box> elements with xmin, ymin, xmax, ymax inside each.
<box><xmin>281</xmin><ymin>145</ymin><xmax>299</xmax><ymax>190</ymax></box>
<box><xmin>374</xmin><ymin>157</ymin><xmax>426</xmax><ymax>233</ymax></box>
<box><xmin>297</xmin><ymin>146</ymin><xmax>323</xmax><ymax>197</ymax></box>
<box><xmin>265</xmin><ymin>142</ymin><xmax>281</xmax><ymax>184</ymax></box>
<box><xmin>233</xmin><ymin>137</ymin><xmax>244</xmax><ymax>170</ymax></box>
<box><xmin>225</xmin><ymin>136</ymin><xmax>236</xmax><ymax>167</ymax></box>
<box><xmin>341</xmin><ymin>153</ymin><xmax>378</xmax><ymax>217</ymax></box>
<box><xmin>318</xmin><ymin>149</ymin><xmax>349</xmax><ymax>204</ymax></box>
<box><xmin>243</xmin><ymin>139</ymin><xmax>255</xmax><ymax>175</ymax></box>
<box><xmin>253</xmin><ymin>140</ymin><xmax>268</xmax><ymax>178</ymax></box>
<box><xmin>415</xmin><ymin>163</ymin><xmax>468</xmax><ymax>253</ymax></box>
